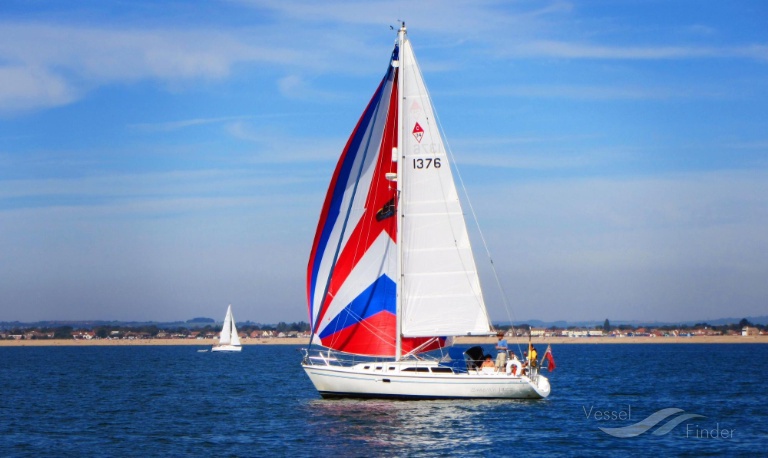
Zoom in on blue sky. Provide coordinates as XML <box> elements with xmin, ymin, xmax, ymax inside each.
<box><xmin>1</xmin><ymin>1</ymin><xmax>766</xmax><ymax>324</ymax></box>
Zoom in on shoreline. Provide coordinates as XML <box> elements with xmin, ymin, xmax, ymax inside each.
<box><xmin>0</xmin><ymin>335</ymin><xmax>765</xmax><ymax>347</ymax></box>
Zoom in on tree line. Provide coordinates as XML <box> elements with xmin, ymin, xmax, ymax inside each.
<box><xmin>2</xmin><ymin>321</ymin><xmax>311</xmax><ymax>340</ymax></box>
<box><xmin>4</xmin><ymin>318</ymin><xmax>764</xmax><ymax>340</ymax></box>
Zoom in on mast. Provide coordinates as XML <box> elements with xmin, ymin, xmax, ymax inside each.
<box><xmin>394</xmin><ymin>22</ymin><xmax>406</xmax><ymax>361</ymax></box>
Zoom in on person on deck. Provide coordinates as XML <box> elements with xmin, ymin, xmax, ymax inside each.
<box><xmin>495</xmin><ymin>331</ymin><xmax>508</xmax><ymax>371</ymax></box>
<box><xmin>530</xmin><ymin>346</ymin><xmax>538</xmax><ymax>368</ymax></box>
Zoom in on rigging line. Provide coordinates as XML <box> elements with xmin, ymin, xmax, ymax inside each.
<box><xmin>402</xmin><ymin>337</ymin><xmax>438</xmax><ymax>358</ymax></box>
<box><xmin>310</xmin><ymin>75</ymin><xmax>392</xmax><ymax>348</ymax></box>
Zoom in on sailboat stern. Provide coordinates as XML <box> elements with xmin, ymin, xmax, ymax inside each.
<box><xmin>531</xmin><ymin>374</ymin><xmax>551</xmax><ymax>398</ymax></box>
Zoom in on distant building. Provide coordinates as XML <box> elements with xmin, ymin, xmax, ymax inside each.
<box><xmin>742</xmin><ymin>327</ymin><xmax>759</xmax><ymax>336</ymax></box>
<box><xmin>566</xmin><ymin>330</ymin><xmax>588</xmax><ymax>338</ymax></box>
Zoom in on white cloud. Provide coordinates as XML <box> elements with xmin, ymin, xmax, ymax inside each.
<box><xmin>0</xmin><ymin>21</ymin><xmax>301</xmax><ymax>113</ymax></box>
<box><xmin>0</xmin><ymin>22</ymin><xmax>292</xmax><ymax>80</ymax></box>
<box><xmin>0</xmin><ymin>65</ymin><xmax>77</xmax><ymax>114</ymax></box>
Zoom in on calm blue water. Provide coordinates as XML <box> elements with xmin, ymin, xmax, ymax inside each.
<box><xmin>1</xmin><ymin>344</ymin><xmax>766</xmax><ymax>456</ymax></box>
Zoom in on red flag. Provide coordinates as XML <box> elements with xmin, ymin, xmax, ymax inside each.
<box><xmin>544</xmin><ymin>344</ymin><xmax>556</xmax><ymax>372</ymax></box>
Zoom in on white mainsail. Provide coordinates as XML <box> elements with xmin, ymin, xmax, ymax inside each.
<box><xmin>398</xmin><ymin>37</ymin><xmax>492</xmax><ymax>338</ymax></box>
<box><xmin>219</xmin><ymin>305</ymin><xmax>233</xmax><ymax>345</ymax></box>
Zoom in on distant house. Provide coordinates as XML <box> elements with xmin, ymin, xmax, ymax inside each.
<box><xmin>566</xmin><ymin>330</ymin><xmax>588</xmax><ymax>338</ymax></box>
<box><xmin>73</xmin><ymin>331</ymin><xmax>95</xmax><ymax>340</ymax></box>
<box><xmin>24</xmin><ymin>330</ymin><xmax>54</xmax><ymax>339</ymax></box>
<box><xmin>742</xmin><ymin>327</ymin><xmax>759</xmax><ymax>336</ymax></box>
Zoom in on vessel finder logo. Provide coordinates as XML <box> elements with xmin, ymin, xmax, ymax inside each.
<box><xmin>590</xmin><ymin>407</ymin><xmax>705</xmax><ymax>438</ymax></box>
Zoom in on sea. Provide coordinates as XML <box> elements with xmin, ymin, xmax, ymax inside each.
<box><xmin>1</xmin><ymin>343</ymin><xmax>766</xmax><ymax>457</ymax></box>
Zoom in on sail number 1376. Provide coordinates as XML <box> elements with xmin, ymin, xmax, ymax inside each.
<box><xmin>413</xmin><ymin>158</ymin><xmax>441</xmax><ymax>169</ymax></box>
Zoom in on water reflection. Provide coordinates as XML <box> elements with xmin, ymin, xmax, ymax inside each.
<box><xmin>302</xmin><ymin>398</ymin><xmax>533</xmax><ymax>455</ymax></box>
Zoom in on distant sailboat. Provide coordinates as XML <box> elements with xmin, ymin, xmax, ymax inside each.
<box><xmin>301</xmin><ymin>24</ymin><xmax>550</xmax><ymax>399</ymax></box>
<box><xmin>212</xmin><ymin>304</ymin><xmax>242</xmax><ymax>352</ymax></box>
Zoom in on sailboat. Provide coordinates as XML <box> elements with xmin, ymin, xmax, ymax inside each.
<box><xmin>211</xmin><ymin>304</ymin><xmax>242</xmax><ymax>352</ymax></box>
<box><xmin>301</xmin><ymin>24</ymin><xmax>550</xmax><ymax>399</ymax></box>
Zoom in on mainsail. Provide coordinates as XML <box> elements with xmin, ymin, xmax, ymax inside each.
<box><xmin>398</xmin><ymin>38</ymin><xmax>491</xmax><ymax>338</ymax></box>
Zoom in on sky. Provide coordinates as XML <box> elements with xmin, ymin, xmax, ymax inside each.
<box><xmin>1</xmin><ymin>1</ymin><xmax>766</xmax><ymax>325</ymax></box>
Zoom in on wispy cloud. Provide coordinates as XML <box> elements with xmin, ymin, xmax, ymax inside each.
<box><xmin>501</xmin><ymin>40</ymin><xmax>768</xmax><ymax>61</ymax></box>
<box><xmin>0</xmin><ymin>22</ymin><xmax>296</xmax><ymax>79</ymax></box>
<box><xmin>479</xmin><ymin>83</ymin><xmax>733</xmax><ymax>101</ymax></box>
<box><xmin>0</xmin><ymin>21</ymin><xmax>300</xmax><ymax>113</ymax></box>
<box><xmin>0</xmin><ymin>65</ymin><xmax>77</xmax><ymax>114</ymax></box>
<box><xmin>277</xmin><ymin>74</ymin><xmax>339</xmax><ymax>100</ymax></box>
<box><xmin>128</xmin><ymin>116</ymin><xmax>252</xmax><ymax>133</ymax></box>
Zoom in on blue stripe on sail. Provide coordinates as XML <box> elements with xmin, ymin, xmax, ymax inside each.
<box><xmin>318</xmin><ymin>274</ymin><xmax>396</xmax><ymax>339</ymax></box>
<box><xmin>309</xmin><ymin>64</ymin><xmax>395</xmax><ymax>320</ymax></box>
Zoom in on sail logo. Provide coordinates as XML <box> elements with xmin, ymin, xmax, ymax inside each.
<box><xmin>412</xmin><ymin>122</ymin><xmax>424</xmax><ymax>143</ymax></box>
<box><xmin>584</xmin><ymin>406</ymin><xmax>707</xmax><ymax>438</ymax></box>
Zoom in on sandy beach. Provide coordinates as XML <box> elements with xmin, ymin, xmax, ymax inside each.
<box><xmin>0</xmin><ymin>337</ymin><xmax>306</xmax><ymax>347</ymax></box>
<box><xmin>479</xmin><ymin>335</ymin><xmax>768</xmax><ymax>345</ymax></box>
<box><xmin>0</xmin><ymin>335</ymin><xmax>765</xmax><ymax>347</ymax></box>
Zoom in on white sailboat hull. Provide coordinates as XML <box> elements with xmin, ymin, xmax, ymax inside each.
<box><xmin>211</xmin><ymin>344</ymin><xmax>242</xmax><ymax>352</ymax></box>
<box><xmin>302</xmin><ymin>361</ymin><xmax>550</xmax><ymax>400</ymax></box>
